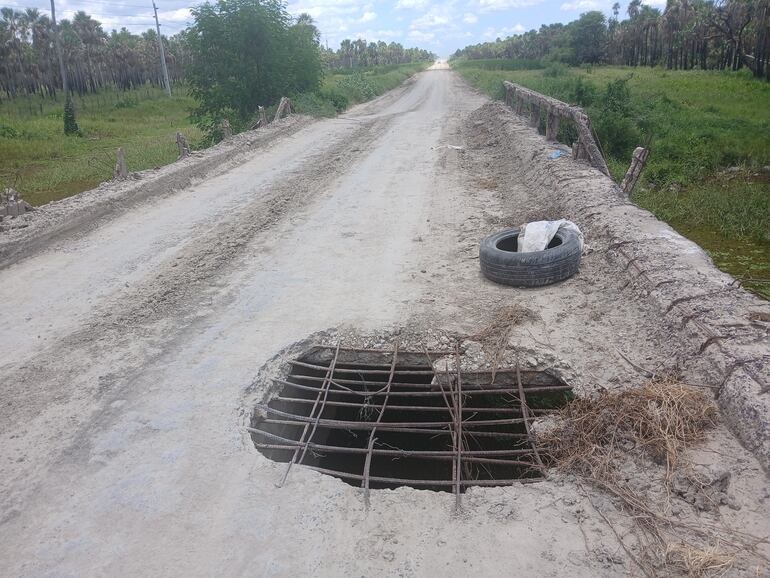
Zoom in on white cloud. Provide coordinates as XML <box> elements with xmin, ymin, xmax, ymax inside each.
<box><xmin>408</xmin><ymin>29</ymin><xmax>435</xmax><ymax>42</ymax></box>
<box><xmin>411</xmin><ymin>8</ymin><xmax>450</xmax><ymax>28</ymax></box>
<box><xmin>561</xmin><ymin>0</ymin><xmax>603</xmax><ymax>11</ymax></box>
<box><xmin>477</xmin><ymin>0</ymin><xmax>543</xmax><ymax>12</ymax></box>
<box><xmin>359</xmin><ymin>10</ymin><xmax>376</xmax><ymax>22</ymax></box>
<box><xmin>158</xmin><ymin>8</ymin><xmax>191</xmax><ymax>22</ymax></box>
<box><xmin>396</xmin><ymin>0</ymin><xmax>429</xmax><ymax>9</ymax></box>
<box><xmin>482</xmin><ymin>23</ymin><xmax>525</xmax><ymax>38</ymax></box>
<box><xmin>350</xmin><ymin>28</ymin><xmax>403</xmax><ymax>40</ymax></box>
<box><xmin>642</xmin><ymin>0</ymin><xmax>667</xmax><ymax>5</ymax></box>
<box><xmin>462</xmin><ymin>13</ymin><xmax>478</xmax><ymax>24</ymax></box>
<box><xmin>287</xmin><ymin>0</ymin><xmax>366</xmax><ymax>19</ymax></box>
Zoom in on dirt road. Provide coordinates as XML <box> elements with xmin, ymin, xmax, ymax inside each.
<box><xmin>1</xmin><ymin>65</ymin><xmax>769</xmax><ymax>576</ymax></box>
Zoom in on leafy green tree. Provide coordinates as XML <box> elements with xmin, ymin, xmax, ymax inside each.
<box><xmin>287</xmin><ymin>13</ymin><xmax>322</xmax><ymax>94</ymax></box>
<box><xmin>570</xmin><ymin>11</ymin><xmax>607</xmax><ymax>64</ymax></box>
<box><xmin>187</xmin><ymin>0</ymin><xmax>322</xmax><ymax>129</ymax></box>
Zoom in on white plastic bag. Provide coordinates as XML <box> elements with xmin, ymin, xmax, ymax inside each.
<box><xmin>518</xmin><ymin>219</ymin><xmax>584</xmax><ymax>253</ymax></box>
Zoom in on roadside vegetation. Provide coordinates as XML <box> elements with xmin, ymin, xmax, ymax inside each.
<box><xmin>454</xmin><ymin>61</ymin><xmax>770</xmax><ymax>298</ymax></box>
<box><xmin>0</xmin><ymin>86</ymin><xmax>201</xmax><ymax>206</ymax></box>
<box><xmin>0</xmin><ymin>0</ymin><xmax>432</xmax><ymax>205</ymax></box>
<box><xmin>452</xmin><ymin>1</ymin><xmax>770</xmax><ymax>298</ymax></box>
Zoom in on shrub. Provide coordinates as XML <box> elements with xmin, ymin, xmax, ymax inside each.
<box><xmin>0</xmin><ymin>124</ymin><xmax>18</xmax><ymax>138</ymax></box>
<box><xmin>336</xmin><ymin>73</ymin><xmax>376</xmax><ymax>102</ymax></box>
<box><xmin>570</xmin><ymin>77</ymin><xmax>597</xmax><ymax>107</ymax></box>
<box><xmin>320</xmin><ymin>87</ymin><xmax>349</xmax><ymax>112</ymax></box>
<box><xmin>543</xmin><ymin>62</ymin><xmax>569</xmax><ymax>77</ymax></box>
<box><xmin>63</xmin><ymin>98</ymin><xmax>80</xmax><ymax>136</ymax></box>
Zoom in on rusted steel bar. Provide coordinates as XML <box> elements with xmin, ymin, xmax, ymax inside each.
<box><xmin>291</xmin><ymin>370</ymin><xmax>562</xmax><ymax>387</ymax></box>
<box><xmin>259</xmin><ymin>418</ymin><xmax>528</xmax><ymax>438</ymax></box>
<box><xmin>288</xmin><ymin>371</ymin><xmax>562</xmax><ymax>389</ymax></box>
<box><xmin>254</xmin><ymin>443</ymin><xmax>538</xmax><ymax>468</ymax></box>
<box><xmin>362</xmin><ymin>343</ymin><xmax>398</xmax><ymax>505</ymax></box>
<box><xmin>274</xmin><ymin>378</ymin><xmax>570</xmax><ymax>397</ymax></box>
<box><xmin>303</xmin><ymin>465</ymin><xmax>543</xmax><ymax>486</ymax></box>
<box><xmin>516</xmin><ymin>363</ymin><xmax>545</xmax><ymax>470</ymax></box>
<box><xmin>281</xmin><ymin>374</ymin><xmax>434</xmax><ymax>388</ymax></box>
<box><xmin>313</xmin><ymin>344</ymin><xmax>450</xmax><ymax>355</ymax></box>
<box><xmin>272</xmin><ymin>396</ymin><xmax>545</xmax><ymax>414</ymax></box>
<box><xmin>256</xmin><ymin>406</ymin><xmax>531</xmax><ymax>430</ymax></box>
<box><xmin>248</xmin><ymin>428</ymin><xmax>535</xmax><ymax>457</ymax></box>
<box><xmin>276</xmin><ymin>342</ymin><xmax>341</xmax><ymax>487</ymax></box>
<box><xmin>288</xmin><ymin>359</ymin><xmax>433</xmax><ymax>376</ymax></box>
<box><xmin>454</xmin><ymin>345</ymin><xmax>464</xmax><ymax>509</ymax></box>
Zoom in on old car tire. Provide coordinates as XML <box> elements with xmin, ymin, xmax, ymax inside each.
<box><xmin>479</xmin><ymin>227</ymin><xmax>581</xmax><ymax>287</ymax></box>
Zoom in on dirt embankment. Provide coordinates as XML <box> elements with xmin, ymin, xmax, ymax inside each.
<box><xmin>464</xmin><ymin>101</ymin><xmax>770</xmax><ymax>473</ymax></box>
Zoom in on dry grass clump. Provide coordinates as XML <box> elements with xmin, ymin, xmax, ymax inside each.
<box><xmin>540</xmin><ymin>379</ymin><xmax>718</xmax><ymax>479</ymax></box>
<box><xmin>468</xmin><ymin>305</ymin><xmax>537</xmax><ymax>380</ymax></box>
<box><xmin>537</xmin><ymin>380</ymin><xmax>761</xmax><ymax>576</ymax></box>
<box><xmin>665</xmin><ymin>543</ymin><xmax>735</xmax><ymax>577</ymax></box>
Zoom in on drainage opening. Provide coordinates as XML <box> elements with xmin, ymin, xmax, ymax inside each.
<box><xmin>249</xmin><ymin>344</ymin><xmax>573</xmax><ymax>492</ymax></box>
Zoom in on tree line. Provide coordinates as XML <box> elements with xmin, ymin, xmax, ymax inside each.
<box><xmin>453</xmin><ymin>0</ymin><xmax>770</xmax><ymax>81</ymax></box>
<box><xmin>0</xmin><ymin>1</ymin><xmax>434</xmax><ymax>103</ymax></box>
<box><xmin>0</xmin><ymin>7</ymin><xmax>190</xmax><ymax>99</ymax></box>
<box><xmin>321</xmin><ymin>39</ymin><xmax>434</xmax><ymax>69</ymax></box>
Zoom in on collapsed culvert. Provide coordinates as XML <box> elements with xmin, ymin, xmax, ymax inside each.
<box><xmin>248</xmin><ymin>342</ymin><xmax>573</xmax><ymax>496</ymax></box>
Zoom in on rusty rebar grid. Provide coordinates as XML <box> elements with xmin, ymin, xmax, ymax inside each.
<box><xmin>362</xmin><ymin>342</ymin><xmax>398</xmax><ymax>506</ymax></box>
<box><xmin>249</xmin><ymin>343</ymin><xmax>567</xmax><ymax>494</ymax></box>
<box><xmin>454</xmin><ymin>344</ymin><xmax>464</xmax><ymax>510</ymax></box>
<box><xmin>516</xmin><ymin>362</ymin><xmax>545</xmax><ymax>471</ymax></box>
<box><xmin>275</xmin><ymin>341</ymin><xmax>341</xmax><ymax>487</ymax></box>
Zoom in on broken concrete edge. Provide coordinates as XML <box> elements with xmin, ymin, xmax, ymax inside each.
<box><xmin>487</xmin><ymin>101</ymin><xmax>770</xmax><ymax>473</ymax></box>
<box><xmin>241</xmin><ymin>325</ymin><xmax>583</xmax><ymax>437</ymax></box>
<box><xmin>0</xmin><ymin>115</ymin><xmax>313</xmax><ymax>270</ymax></box>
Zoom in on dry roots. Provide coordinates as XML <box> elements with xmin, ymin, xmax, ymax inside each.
<box><xmin>540</xmin><ymin>379</ymin><xmax>718</xmax><ymax>480</ymax></box>
<box><xmin>537</xmin><ymin>380</ymin><xmax>762</xmax><ymax>576</ymax></box>
<box><xmin>665</xmin><ymin>543</ymin><xmax>735</xmax><ymax>577</ymax></box>
<box><xmin>468</xmin><ymin>305</ymin><xmax>536</xmax><ymax>380</ymax></box>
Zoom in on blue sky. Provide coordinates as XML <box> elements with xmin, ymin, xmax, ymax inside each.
<box><xmin>6</xmin><ymin>0</ymin><xmax>666</xmax><ymax>56</ymax></box>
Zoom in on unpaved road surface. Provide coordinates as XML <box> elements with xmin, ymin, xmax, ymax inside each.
<box><xmin>2</xmin><ymin>65</ymin><xmax>769</xmax><ymax>576</ymax></box>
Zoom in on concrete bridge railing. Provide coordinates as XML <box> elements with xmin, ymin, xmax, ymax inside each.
<box><xmin>502</xmin><ymin>80</ymin><xmax>610</xmax><ymax>177</ymax></box>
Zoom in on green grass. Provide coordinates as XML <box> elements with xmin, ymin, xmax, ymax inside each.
<box><xmin>0</xmin><ymin>85</ymin><xmax>202</xmax><ymax>206</ymax></box>
<box><xmin>453</xmin><ymin>60</ymin><xmax>770</xmax><ymax>299</ymax></box>
<box><xmin>0</xmin><ymin>64</ymin><xmax>430</xmax><ymax>206</ymax></box>
<box><xmin>293</xmin><ymin>62</ymin><xmax>432</xmax><ymax>117</ymax></box>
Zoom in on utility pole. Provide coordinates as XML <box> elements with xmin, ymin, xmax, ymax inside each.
<box><xmin>50</xmin><ymin>0</ymin><xmax>67</xmax><ymax>96</ymax></box>
<box><xmin>153</xmin><ymin>0</ymin><xmax>172</xmax><ymax>96</ymax></box>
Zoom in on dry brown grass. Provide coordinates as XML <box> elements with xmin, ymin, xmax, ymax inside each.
<box><xmin>665</xmin><ymin>543</ymin><xmax>735</xmax><ymax>577</ymax></box>
<box><xmin>536</xmin><ymin>380</ymin><xmax>766</xmax><ymax>576</ymax></box>
<box><xmin>541</xmin><ymin>379</ymin><xmax>718</xmax><ymax>480</ymax></box>
<box><xmin>468</xmin><ymin>305</ymin><xmax>537</xmax><ymax>381</ymax></box>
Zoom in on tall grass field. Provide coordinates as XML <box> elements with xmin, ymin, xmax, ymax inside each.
<box><xmin>453</xmin><ymin>60</ymin><xmax>770</xmax><ymax>299</ymax></box>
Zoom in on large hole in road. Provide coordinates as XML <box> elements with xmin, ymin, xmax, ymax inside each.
<box><xmin>249</xmin><ymin>345</ymin><xmax>573</xmax><ymax>492</ymax></box>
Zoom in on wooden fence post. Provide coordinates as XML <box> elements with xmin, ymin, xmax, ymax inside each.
<box><xmin>220</xmin><ymin>119</ymin><xmax>232</xmax><ymax>139</ymax></box>
<box><xmin>176</xmin><ymin>132</ymin><xmax>191</xmax><ymax>159</ymax></box>
<box><xmin>113</xmin><ymin>147</ymin><xmax>127</xmax><ymax>179</ymax></box>
<box><xmin>274</xmin><ymin>97</ymin><xmax>292</xmax><ymax>122</ymax></box>
<box><xmin>620</xmin><ymin>147</ymin><xmax>650</xmax><ymax>196</ymax></box>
